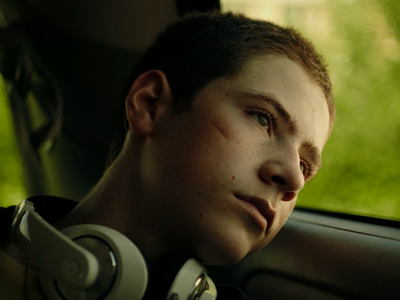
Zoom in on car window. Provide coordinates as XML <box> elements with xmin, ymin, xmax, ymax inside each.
<box><xmin>221</xmin><ymin>0</ymin><xmax>400</xmax><ymax>220</ymax></box>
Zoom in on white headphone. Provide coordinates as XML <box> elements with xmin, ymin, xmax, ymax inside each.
<box><xmin>10</xmin><ymin>200</ymin><xmax>217</xmax><ymax>300</ymax></box>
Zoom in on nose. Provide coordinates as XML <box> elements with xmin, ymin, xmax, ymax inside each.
<box><xmin>258</xmin><ymin>150</ymin><xmax>304</xmax><ymax>201</ymax></box>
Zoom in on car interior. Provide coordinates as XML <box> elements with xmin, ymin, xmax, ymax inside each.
<box><xmin>0</xmin><ymin>0</ymin><xmax>399</xmax><ymax>299</ymax></box>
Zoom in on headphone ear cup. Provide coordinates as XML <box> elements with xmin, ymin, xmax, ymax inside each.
<box><xmin>144</xmin><ymin>254</ymin><xmax>190</xmax><ymax>299</ymax></box>
<box><xmin>40</xmin><ymin>224</ymin><xmax>148</xmax><ymax>300</ymax></box>
<box><xmin>166</xmin><ymin>259</ymin><xmax>217</xmax><ymax>300</ymax></box>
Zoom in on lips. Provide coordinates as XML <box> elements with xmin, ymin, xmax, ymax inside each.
<box><xmin>234</xmin><ymin>193</ymin><xmax>275</xmax><ymax>231</ymax></box>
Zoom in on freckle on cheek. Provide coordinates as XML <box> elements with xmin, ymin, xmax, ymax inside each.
<box><xmin>232</xmin><ymin>176</ymin><xmax>236</xmax><ymax>180</ymax></box>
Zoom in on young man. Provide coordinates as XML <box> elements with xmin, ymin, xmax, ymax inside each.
<box><xmin>0</xmin><ymin>11</ymin><xmax>334</xmax><ymax>299</ymax></box>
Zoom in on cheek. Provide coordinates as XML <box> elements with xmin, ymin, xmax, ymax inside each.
<box><xmin>175</xmin><ymin>124</ymin><xmax>238</xmax><ymax>184</ymax></box>
<box><xmin>156</xmin><ymin>107</ymin><xmax>260</xmax><ymax>193</ymax></box>
<box><xmin>187</xmin><ymin>115</ymin><xmax>250</xmax><ymax>176</ymax></box>
<box><xmin>190</xmin><ymin>112</ymin><xmax>265</xmax><ymax>179</ymax></box>
<box><xmin>210</xmin><ymin>113</ymin><xmax>236</xmax><ymax>142</ymax></box>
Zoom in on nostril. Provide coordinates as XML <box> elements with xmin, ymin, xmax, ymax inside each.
<box><xmin>282</xmin><ymin>191</ymin><xmax>297</xmax><ymax>201</ymax></box>
<box><xmin>271</xmin><ymin>175</ymin><xmax>286</xmax><ymax>185</ymax></box>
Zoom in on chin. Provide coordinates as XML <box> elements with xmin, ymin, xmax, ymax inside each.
<box><xmin>199</xmin><ymin>252</ymin><xmax>246</xmax><ymax>266</ymax></box>
<box><xmin>194</xmin><ymin>237</ymin><xmax>253</xmax><ymax>266</ymax></box>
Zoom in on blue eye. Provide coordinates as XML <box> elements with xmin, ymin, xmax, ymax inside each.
<box><xmin>300</xmin><ymin>160</ymin><xmax>309</xmax><ymax>177</ymax></box>
<box><xmin>250</xmin><ymin>111</ymin><xmax>271</xmax><ymax>130</ymax></box>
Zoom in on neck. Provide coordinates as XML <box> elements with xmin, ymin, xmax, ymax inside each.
<box><xmin>53</xmin><ymin>143</ymin><xmax>177</xmax><ymax>263</ymax></box>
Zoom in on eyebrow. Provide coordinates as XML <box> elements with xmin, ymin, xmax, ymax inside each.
<box><xmin>233</xmin><ymin>90</ymin><xmax>299</xmax><ymax>135</ymax></box>
<box><xmin>234</xmin><ymin>89</ymin><xmax>322</xmax><ymax>171</ymax></box>
<box><xmin>301</xmin><ymin>141</ymin><xmax>322</xmax><ymax>172</ymax></box>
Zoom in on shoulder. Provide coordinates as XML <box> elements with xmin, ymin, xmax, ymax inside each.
<box><xmin>0</xmin><ymin>248</ymin><xmax>48</xmax><ymax>300</ymax></box>
<box><xmin>0</xmin><ymin>196</ymin><xmax>78</xmax><ymax>241</ymax></box>
<box><xmin>0</xmin><ymin>248</ymin><xmax>25</xmax><ymax>300</ymax></box>
<box><xmin>0</xmin><ymin>196</ymin><xmax>76</xmax><ymax>300</ymax></box>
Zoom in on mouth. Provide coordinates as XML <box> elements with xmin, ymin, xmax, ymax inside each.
<box><xmin>234</xmin><ymin>193</ymin><xmax>275</xmax><ymax>232</ymax></box>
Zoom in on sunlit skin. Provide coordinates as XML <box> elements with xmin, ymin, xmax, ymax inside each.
<box><xmin>104</xmin><ymin>54</ymin><xmax>329</xmax><ymax>265</ymax></box>
<box><xmin>50</xmin><ymin>55</ymin><xmax>331</xmax><ymax>267</ymax></box>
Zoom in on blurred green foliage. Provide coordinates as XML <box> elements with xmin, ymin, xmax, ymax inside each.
<box><xmin>1</xmin><ymin>0</ymin><xmax>400</xmax><ymax>221</ymax></box>
<box><xmin>298</xmin><ymin>0</ymin><xmax>400</xmax><ymax>219</ymax></box>
<box><xmin>0</xmin><ymin>76</ymin><xmax>26</xmax><ymax>207</ymax></box>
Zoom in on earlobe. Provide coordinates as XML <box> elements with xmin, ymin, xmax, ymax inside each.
<box><xmin>126</xmin><ymin>70</ymin><xmax>172</xmax><ymax>137</ymax></box>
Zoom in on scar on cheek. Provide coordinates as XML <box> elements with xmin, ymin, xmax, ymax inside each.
<box><xmin>212</xmin><ymin>120</ymin><xmax>228</xmax><ymax>139</ymax></box>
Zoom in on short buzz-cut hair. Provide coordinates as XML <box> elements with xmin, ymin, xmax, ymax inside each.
<box><xmin>109</xmin><ymin>11</ymin><xmax>334</xmax><ymax>164</ymax></box>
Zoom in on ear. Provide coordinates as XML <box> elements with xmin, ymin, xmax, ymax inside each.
<box><xmin>126</xmin><ymin>70</ymin><xmax>172</xmax><ymax>137</ymax></box>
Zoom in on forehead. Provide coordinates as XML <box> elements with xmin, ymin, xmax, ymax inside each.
<box><xmin>228</xmin><ymin>55</ymin><xmax>330</xmax><ymax>149</ymax></box>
